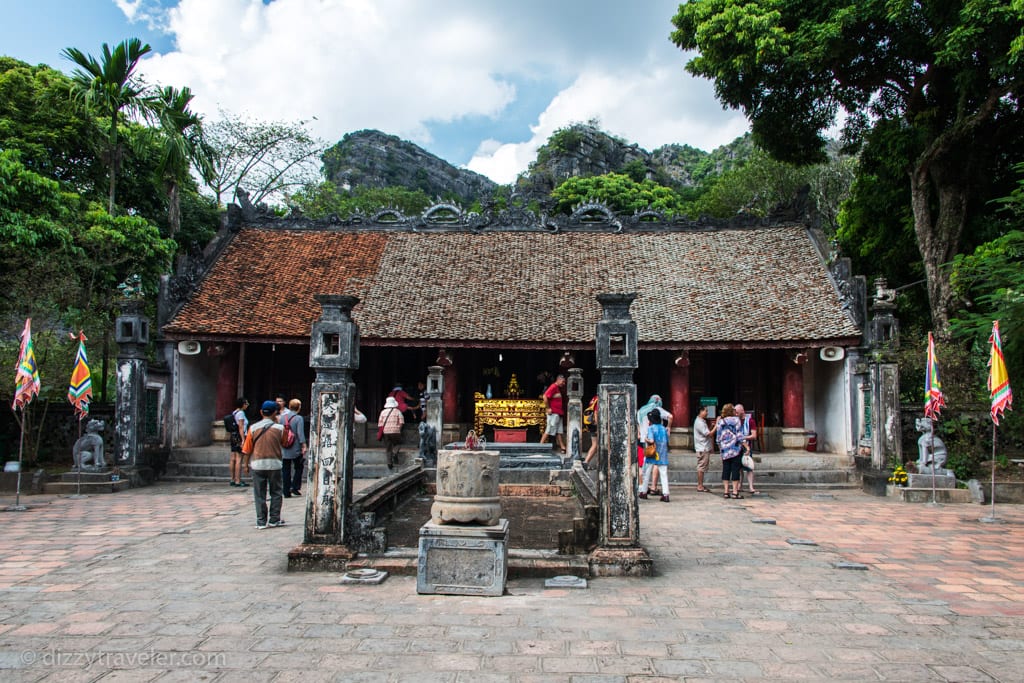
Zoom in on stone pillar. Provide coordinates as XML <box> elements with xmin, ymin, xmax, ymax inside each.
<box><xmin>669</xmin><ymin>362</ymin><xmax>690</xmax><ymax>426</ymax></box>
<box><xmin>114</xmin><ymin>300</ymin><xmax>150</xmax><ymax>468</ymax></box>
<box><xmin>589</xmin><ymin>293</ymin><xmax>651</xmax><ymax>576</ymax></box>
<box><xmin>866</xmin><ymin>278</ymin><xmax>901</xmax><ymax>469</ymax></box>
<box><xmin>566</xmin><ymin>367</ymin><xmax>583</xmax><ymax>461</ymax></box>
<box><xmin>302</xmin><ymin>295</ymin><xmax>359</xmax><ymax>549</ymax></box>
<box><xmin>422</xmin><ymin>365</ymin><xmax>444</xmax><ymax>465</ymax></box>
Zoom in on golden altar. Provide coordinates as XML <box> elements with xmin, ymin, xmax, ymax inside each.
<box><xmin>473</xmin><ymin>393</ymin><xmax>546</xmax><ymax>435</ymax></box>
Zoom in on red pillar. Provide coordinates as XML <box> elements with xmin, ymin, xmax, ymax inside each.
<box><xmin>443</xmin><ymin>364</ymin><xmax>458</xmax><ymax>423</ymax></box>
<box><xmin>669</xmin><ymin>363</ymin><xmax>690</xmax><ymax>427</ymax></box>
<box><xmin>215</xmin><ymin>344</ymin><xmax>240</xmax><ymax>417</ymax></box>
<box><xmin>782</xmin><ymin>361</ymin><xmax>805</xmax><ymax>428</ymax></box>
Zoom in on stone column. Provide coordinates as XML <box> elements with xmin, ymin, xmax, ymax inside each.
<box><xmin>589</xmin><ymin>293</ymin><xmax>652</xmax><ymax>576</ymax></box>
<box><xmin>302</xmin><ymin>295</ymin><xmax>359</xmax><ymax>549</ymax></box>
<box><xmin>422</xmin><ymin>365</ymin><xmax>444</xmax><ymax>465</ymax></box>
<box><xmin>566</xmin><ymin>367</ymin><xmax>583</xmax><ymax>461</ymax></box>
<box><xmin>866</xmin><ymin>278</ymin><xmax>901</xmax><ymax>469</ymax></box>
<box><xmin>114</xmin><ymin>300</ymin><xmax>150</xmax><ymax>468</ymax></box>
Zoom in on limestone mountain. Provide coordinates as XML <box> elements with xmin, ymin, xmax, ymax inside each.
<box><xmin>322</xmin><ymin>129</ymin><xmax>497</xmax><ymax>205</ymax></box>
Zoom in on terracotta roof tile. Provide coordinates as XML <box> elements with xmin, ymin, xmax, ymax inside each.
<box><xmin>164</xmin><ymin>224</ymin><xmax>860</xmax><ymax>347</ymax></box>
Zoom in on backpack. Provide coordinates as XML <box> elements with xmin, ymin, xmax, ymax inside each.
<box><xmin>583</xmin><ymin>397</ymin><xmax>598</xmax><ymax>427</ymax></box>
<box><xmin>282</xmin><ymin>415</ymin><xmax>296</xmax><ymax>448</ymax></box>
<box><xmin>223</xmin><ymin>413</ymin><xmax>239</xmax><ymax>434</ymax></box>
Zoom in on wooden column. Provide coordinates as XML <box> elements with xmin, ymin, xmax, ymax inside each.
<box><xmin>669</xmin><ymin>363</ymin><xmax>690</xmax><ymax>426</ymax></box>
<box><xmin>782</xmin><ymin>361</ymin><xmax>804</xmax><ymax>429</ymax></box>
<box><xmin>215</xmin><ymin>344</ymin><xmax>240</xmax><ymax>417</ymax></box>
<box><xmin>443</xmin><ymin>364</ymin><xmax>458</xmax><ymax>424</ymax></box>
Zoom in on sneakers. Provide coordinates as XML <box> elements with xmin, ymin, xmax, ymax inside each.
<box><xmin>255</xmin><ymin>523</ymin><xmax>267</xmax><ymax>530</ymax></box>
<box><xmin>660</xmin><ymin>495</ymin><xmax>670</xmax><ymax>503</ymax></box>
<box><xmin>268</xmin><ymin>519</ymin><xmax>286</xmax><ymax>527</ymax></box>
<box><xmin>230</xmin><ymin>482</ymin><xmax>238</xmax><ymax>487</ymax></box>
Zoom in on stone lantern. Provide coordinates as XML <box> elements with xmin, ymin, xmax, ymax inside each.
<box><xmin>114</xmin><ymin>300</ymin><xmax>150</xmax><ymax>467</ymax></box>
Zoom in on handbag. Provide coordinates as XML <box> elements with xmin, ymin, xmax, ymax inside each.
<box><xmin>644</xmin><ymin>441</ymin><xmax>657</xmax><ymax>458</ymax></box>
<box><xmin>741</xmin><ymin>453</ymin><xmax>755</xmax><ymax>470</ymax></box>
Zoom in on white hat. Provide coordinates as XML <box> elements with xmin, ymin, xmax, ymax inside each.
<box><xmin>384</xmin><ymin>396</ymin><xmax>399</xmax><ymax>408</ymax></box>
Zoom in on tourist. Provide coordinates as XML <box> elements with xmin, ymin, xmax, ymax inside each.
<box><xmin>275</xmin><ymin>394</ymin><xmax>288</xmax><ymax>417</ymax></box>
<box><xmin>636</xmin><ymin>394</ymin><xmax>672</xmax><ymax>491</ymax></box>
<box><xmin>378</xmin><ymin>396</ymin><xmax>405</xmax><ymax>469</ymax></box>
<box><xmin>716</xmin><ymin>403</ymin><xmax>744</xmax><ymax>499</ymax></box>
<box><xmin>639</xmin><ymin>409</ymin><xmax>671</xmax><ymax>502</ymax></box>
<box><xmin>539</xmin><ymin>374</ymin><xmax>567</xmax><ymax>452</ymax></box>
<box><xmin>281</xmin><ymin>398</ymin><xmax>307</xmax><ymax>498</ymax></box>
<box><xmin>229</xmin><ymin>397</ymin><xmax>250</xmax><ymax>487</ymax></box>
<box><xmin>245</xmin><ymin>400</ymin><xmax>288</xmax><ymax>529</ymax></box>
<box><xmin>582</xmin><ymin>394</ymin><xmax>599</xmax><ymax>470</ymax></box>
<box><xmin>415</xmin><ymin>379</ymin><xmax>429</xmax><ymax>422</ymax></box>
<box><xmin>387</xmin><ymin>384</ymin><xmax>416</xmax><ymax>421</ymax></box>
<box><xmin>735</xmin><ymin>403</ymin><xmax>760</xmax><ymax>495</ymax></box>
<box><xmin>693</xmin><ymin>404</ymin><xmax>717</xmax><ymax>492</ymax></box>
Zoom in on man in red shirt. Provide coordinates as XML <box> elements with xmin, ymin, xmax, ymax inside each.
<box><xmin>540</xmin><ymin>374</ymin><xmax>567</xmax><ymax>452</ymax></box>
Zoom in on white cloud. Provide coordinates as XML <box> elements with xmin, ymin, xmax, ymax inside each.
<box><xmin>467</xmin><ymin>66</ymin><xmax>750</xmax><ymax>184</ymax></box>
<box><xmin>135</xmin><ymin>0</ymin><xmax>749</xmax><ymax>184</ymax></box>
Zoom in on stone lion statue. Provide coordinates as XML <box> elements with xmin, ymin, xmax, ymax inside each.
<box><xmin>73</xmin><ymin>419</ymin><xmax>106</xmax><ymax>471</ymax></box>
<box><xmin>915</xmin><ymin>417</ymin><xmax>948</xmax><ymax>473</ymax></box>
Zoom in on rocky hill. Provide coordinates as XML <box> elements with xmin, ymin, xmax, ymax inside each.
<box><xmin>320</xmin><ymin>125</ymin><xmax>755</xmax><ymax>204</ymax></box>
<box><xmin>322</xmin><ymin>130</ymin><xmax>497</xmax><ymax>204</ymax></box>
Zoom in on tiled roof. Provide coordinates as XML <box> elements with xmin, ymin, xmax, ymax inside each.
<box><xmin>163</xmin><ymin>224</ymin><xmax>861</xmax><ymax>348</ymax></box>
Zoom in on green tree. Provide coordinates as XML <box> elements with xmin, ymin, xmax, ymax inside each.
<box><xmin>62</xmin><ymin>38</ymin><xmax>155</xmax><ymax>214</ymax></box>
<box><xmin>550</xmin><ymin>173</ymin><xmax>685</xmax><ymax>215</ymax></box>
<box><xmin>671</xmin><ymin>1</ymin><xmax>1024</xmax><ymax>339</ymax></box>
<box><xmin>203</xmin><ymin>111</ymin><xmax>324</xmax><ymax>207</ymax></box>
<box><xmin>148</xmin><ymin>86</ymin><xmax>214</xmax><ymax>236</ymax></box>
<box><xmin>288</xmin><ymin>182</ymin><xmax>432</xmax><ymax>219</ymax></box>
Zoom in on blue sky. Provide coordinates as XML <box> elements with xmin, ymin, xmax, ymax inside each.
<box><xmin>0</xmin><ymin>0</ymin><xmax>749</xmax><ymax>184</ymax></box>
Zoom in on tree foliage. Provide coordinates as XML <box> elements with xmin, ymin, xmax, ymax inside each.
<box><xmin>288</xmin><ymin>182</ymin><xmax>432</xmax><ymax>219</ymax></box>
<box><xmin>203</xmin><ymin>111</ymin><xmax>325</xmax><ymax>207</ymax></box>
<box><xmin>550</xmin><ymin>173</ymin><xmax>685</xmax><ymax>215</ymax></box>
<box><xmin>671</xmin><ymin>0</ymin><xmax>1024</xmax><ymax>339</ymax></box>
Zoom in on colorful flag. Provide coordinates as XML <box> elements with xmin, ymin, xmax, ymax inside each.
<box><xmin>988</xmin><ymin>321</ymin><xmax>1013</xmax><ymax>425</ymax></box>
<box><xmin>67</xmin><ymin>331</ymin><xmax>92</xmax><ymax>418</ymax></box>
<box><xmin>12</xmin><ymin>318</ymin><xmax>41</xmax><ymax>410</ymax></box>
<box><xmin>924</xmin><ymin>331</ymin><xmax>945</xmax><ymax>419</ymax></box>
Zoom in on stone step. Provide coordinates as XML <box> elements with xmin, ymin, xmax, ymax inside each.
<box><xmin>43</xmin><ymin>480</ymin><xmax>132</xmax><ymax>495</ymax></box>
<box><xmin>886</xmin><ymin>485</ymin><xmax>974</xmax><ymax>504</ymax></box>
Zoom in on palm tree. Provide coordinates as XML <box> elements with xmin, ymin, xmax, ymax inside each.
<box><xmin>151</xmin><ymin>85</ymin><xmax>215</xmax><ymax>236</ymax></box>
<box><xmin>62</xmin><ymin>38</ymin><xmax>154</xmax><ymax>214</ymax></box>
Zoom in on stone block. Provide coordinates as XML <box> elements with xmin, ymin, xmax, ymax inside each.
<box><xmin>907</xmin><ymin>473</ymin><xmax>955</xmax><ymax>489</ymax></box>
<box><xmin>417</xmin><ymin>520</ymin><xmax>508</xmax><ymax>596</ymax></box>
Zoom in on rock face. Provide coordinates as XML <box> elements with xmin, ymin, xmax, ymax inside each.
<box><xmin>323</xmin><ymin>130</ymin><xmax>497</xmax><ymax>204</ymax></box>
<box><xmin>514</xmin><ymin>123</ymin><xmax>753</xmax><ymax>200</ymax></box>
<box><xmin>322</xmin><ymin>125</ymin><xmax>754</xmax><ymax>203</ymax></box>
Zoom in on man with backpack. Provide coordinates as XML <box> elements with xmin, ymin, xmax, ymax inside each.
<box><xmin>242</xmin><ymin>400</ymin><xmax>288</xmax><ymax>529</ymax></box>
<box><xmin>281</xmin><ymin>398</ymin><xmax>307</xmax><ymax>498</ymax></box>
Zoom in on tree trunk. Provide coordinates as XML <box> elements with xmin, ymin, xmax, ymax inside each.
<box><xmin>167</xmin><ymin>181</ymin><xmax>181</xmax><ymax>236</ymax></box>
<box><xmin>108</xmin><ymin>111</ymin><xmax>118</xmax><ymax>215</ymax></box>
<box><xmin>908</xmin><ymin>159</ymin><xmax>968</xmax><ymax>342</ymax></box>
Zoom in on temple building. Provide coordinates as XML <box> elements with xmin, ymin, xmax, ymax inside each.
<box><xmin>158</xmin><ymin>198</ymin><xmax>867</xmax><ymax>454</ymax></box>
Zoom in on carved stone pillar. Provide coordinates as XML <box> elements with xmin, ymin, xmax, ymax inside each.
<box><xmin>866</xmin><ymin>278</ymin><xmax>901</xmax><ymax>468</ymax></box>
<box><xmin>302</xmin><ymin>295</ymin><xmax>359</xmax><ymax>549</ymax></box>
<box><xmin>566</xmin><ymin>367</ymin><xmax>583</xmax><ymax>461</ymax></box>
<box><xmin>421</xmin><ymin>365</ymin><xmax>444</xmax><ymax>465</ymax></box>
<box><xmin>589</xmin><ymin>293</ymin><xmax>652</xmax><ymax>576</ymax></box>
<box><xmin>114</xmin><ymin>300</ymin><xmax>150</xmax><ymax>468</ymax></box>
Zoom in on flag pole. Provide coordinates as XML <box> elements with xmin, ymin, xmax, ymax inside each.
<box><xmin>928</xmin><ymin>417</ymin><xmax>939</xmax><ymax>506</ymax></box>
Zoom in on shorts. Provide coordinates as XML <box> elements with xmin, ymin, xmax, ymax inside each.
<box><xmin>545</xmin><ymin>413</ymin><xmax>564</xmax><ymax>436</ymax></box>
<box><xmin>230</xmin><ymin>432</ymin><xmax>243</xmax><ymax>454</ymax></box>
<box><xmin>696</xmin><ymin>449</ymin><xmax>711</xmax><ymax>474</ymax></box>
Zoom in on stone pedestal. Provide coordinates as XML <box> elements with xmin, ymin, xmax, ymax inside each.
<box><xmin>417</xmin><ymin>520</ymin><xmax>508</xmax><ymax>596</ymax></box>
<box><xmin>907</xmin><ymin>472</ymin><xmax>956</xmax><ymax>489</ymax></box>
<box><xmin>781</xmin><ymin>428</ymin><xmax>806</xmax><ymax>450</ymax></box>
<box><xmin>431</xmin><ymin>449</ymin><xmax>501</xmax><ymax>525</ymax></box>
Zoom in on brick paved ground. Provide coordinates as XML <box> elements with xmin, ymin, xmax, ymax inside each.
<box><xmin>0</xmin><ymin>482</ymin><xmax>1022</xmax><ymax>681</ymax></box>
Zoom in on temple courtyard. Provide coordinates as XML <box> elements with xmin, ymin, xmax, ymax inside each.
<box><xmin>1</xmin><ymin>482</ymin><xmax>1022</xmax><ymax>681</ymax></box>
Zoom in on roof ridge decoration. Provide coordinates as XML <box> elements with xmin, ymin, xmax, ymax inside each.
<box><xmin>233</xmin><ymin>199</ymin><xmax>782</xmax><ymax>234</ymax></box>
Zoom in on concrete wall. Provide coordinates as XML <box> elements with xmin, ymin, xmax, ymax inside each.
<box><xmin>172</xmin><ymin>351</ymin><xmax>219</xmax><ymax>447</ymax></box>
<box><xmin>810</xmin><ymin>355</ymin><xmax>851</xmax><ymax>454</ymax></box>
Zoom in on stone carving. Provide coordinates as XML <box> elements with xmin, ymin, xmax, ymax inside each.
<box><xmin>915</xmin><ymin>418</ymin><xmax>948</xmax><ymax>473</ymax></box>
<box><xmin>73</xmin><ymin>420</ymin><xmax>106</xmax><ymax>471</ymax></box>
<box><xmin>431</xmin><ymin>449</ymin><xmax>501</xmax><ymax>526</ymax></box>
<box><xmin>418</xmin><ymin>421</ymin><xmax>437</xmax><ymax>466</ymax></box>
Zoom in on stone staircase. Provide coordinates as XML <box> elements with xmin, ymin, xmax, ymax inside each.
<box><xmin>42</xmin><ymin>471</ymin><xmax>133</xmax><ymax>495</ymax></box>
<box><xmin>165</xmin><ymin>439</ymin><xmax>857</xmax><ymax>490</ymax></box>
